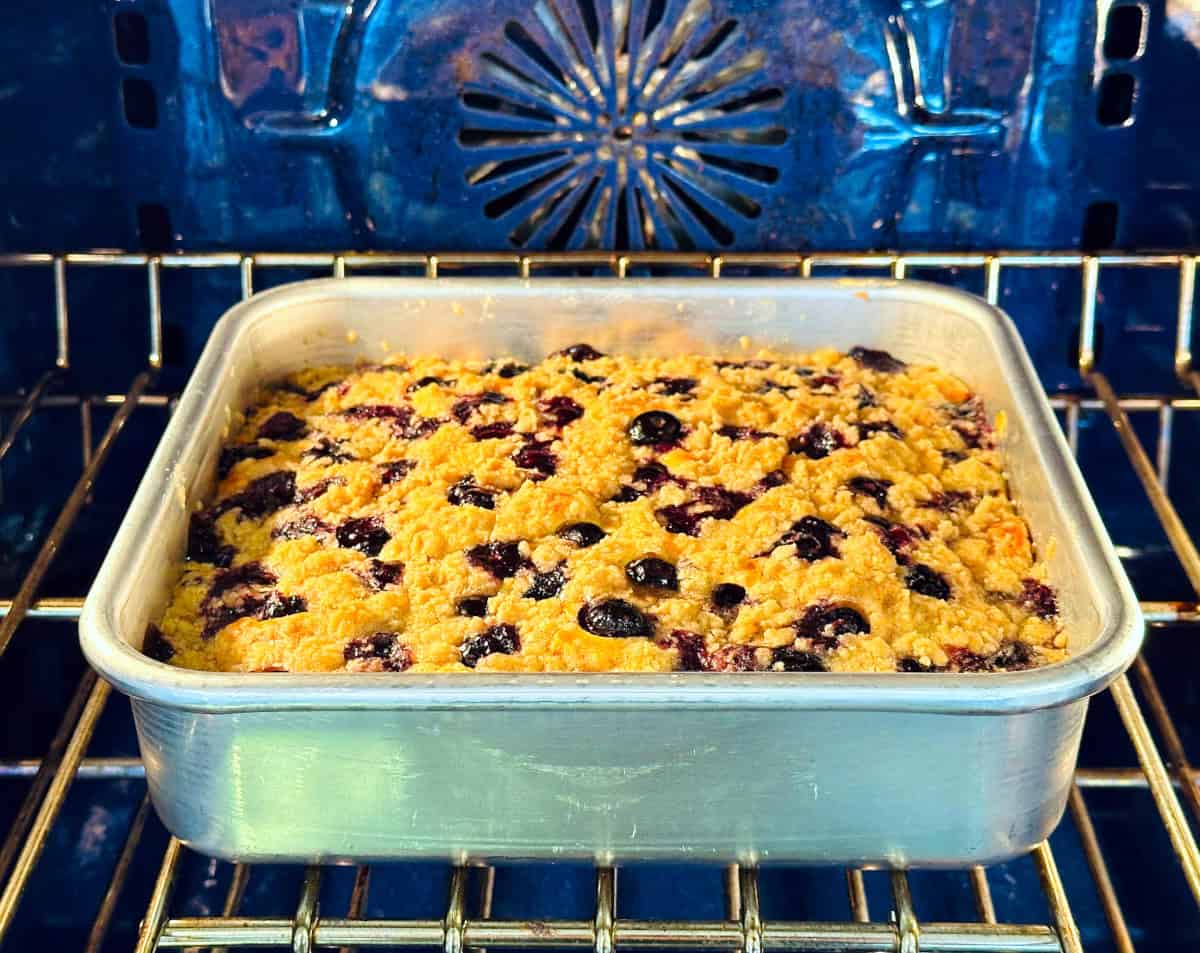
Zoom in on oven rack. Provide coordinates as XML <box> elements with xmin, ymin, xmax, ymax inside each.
<box><xmin>0</xmin><ymin>249</ymin><xmax>1198</xmax><ymax>952</ymax></box>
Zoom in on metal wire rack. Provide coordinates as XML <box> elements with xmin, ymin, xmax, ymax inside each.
<box><xmin>1</xmin><ymin>249</ymin><xmax>1199</xmax><ymax>952</ymax></box>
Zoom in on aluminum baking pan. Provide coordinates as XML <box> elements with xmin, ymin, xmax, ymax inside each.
<box><xmin>80</xmin><ymin>278</ymin><xmax>1142</xmax><ymax>865</ymax></box>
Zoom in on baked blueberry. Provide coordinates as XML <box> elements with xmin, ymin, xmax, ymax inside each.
<box><xmin>365</xmin><ymin>559</ymin><xmax>404</xmax><ymax>590</ymax></box>
<box><xmin>717</xmin><ymin>425</ymin><xmax>773</xmax><ymax>441</ymax></box>
<box><xmin>207</xmin><ymin>561</ymin><xmax>277</xmax><ymax>599</ymax></box>
<box><xmin>557</xmin><ymin>343</ymin><xmax>604</xmax><ymax>361</ymax></box>
<box><xmin>657</xmin><ymin>630</ymin><xmax>708</xmax><ymax>671</ymax></box>
<box><xmin>257</xmin><ymin>411</ymin><xmax>307</xmax><ymax>441</ymax></box>
<box><xmin>849</xmin><ymin>346</ymin><xmax>906</xmax><ymax>373</ymax></box>
<box><xmin>766</xmin><ymin>516</ymin><xmax>842</xmax><ymax>561</ymax></box>
<box><xmin>471</xmin><ymin>421</ymin><xmax>515</xmax><ymax>440</ymax></box>
<box><xmin>859</xmin><ymin>420</ymin><xmax>903</xmax><ymax>441</ymax></box>
<box><xmin>628</xmin><ymin>411</ymin><xmax>682</xmax><ymax>446</ymax></box>
<box><xmin>142</xmin><ymin>624</ymin><xmax>176</xmax><ymax>662</ymax></box>
<box><xmin>455</xmin><ymin>595</ymin><xmax>489</xmax><ymax>617</ymax></box>
<box><xmin>707</xmin><ymin>645</ymin><xmax>760</xmax><ymax>671</ymax></box>
<box><xmin>187</xmin><ymin>512</ymin><xmax>234</xmax><ymax>567</ymax></box>
<box><xmin>571</xmin><ymin>368</ymin><xmax>606</xmax><ymax>384</ymax></box>
<box><xmin>272</xmin><ymin>513</ymin><xmax>333</xmax><ymax>541</ymax></box>
<box><xmin>923</xmin><ymin>490</ymin><xmax>973</xmax><ymax>512</ymax></box>
<box><xmin>341</xmin><ymin>403</ymin><xmax>412</xmax><ymax>422</ymax></box>
<box><xmin>846</xmin><ymin>476</ymin><xmax>892</xmax><ymax>509</ymax></box>
<box><xmin>578</xmin><ymin>599</ymin><xmax>653</xmax><ymax>638</ymax></box>
<box><xmin>897</xmin><ymin>657</ymin><xmax>936</xmax><ymax>672</ymax></box>
<box><xmin>905</xmin><ymin>563</ymin><xmax>951</xmax><ymax>600</ymax></box>
<box><xmin>304</xmin><ymin>438</ymin><xmax>354</xmax><ymax>464</ymax></box>
<box><xmin>451</xmin><ymin>391</ymin><xmax>510</xmax><ymax>424</ymax></box>
<box><xmin>795</xmin><ymin>603</ymin><xmax>869</xmax><ymax>649</ymax></box>
<box><xmin>513</xmin><ymin>440</ymin><xmax>557</xmax><ymax>476</ymax></box>
<box><xmin>496</xmin><ymin>362</ymin><xmax>529</xmax><ymax>378</ymax></box>
<box><xmin>447</xmin><ymin>478</ymin><xmax>496</xmax><ymax>510</ymax></box>
<box><xmin>380</xmin><ymin>460</ymin><xmax>415</xmax><ymax>484</ymax></box>
<box><xmin>757</xmin><ymin>470</ymin><xmax>788</xmax><ymax>491</ymax></box>
<box><xmin>789</xmin><ymin>424</ymin><xmax>846</xmax><ymax>460</ymax></box>
<box><xmin>1019</xmin><ymin>578</ymin><xmax>1058</xmax><ymax>619</ymax></box>
<box><xmin>991</xmin><ymin>640</ymin><xmax>1035</xmax><ymax>670</ymax></box>
<box><xmin>344</xmin><ymin>632</ymin><xmax>413</xmax><ymax>672</ymax></box>
<box><xmin>336</xmin><ymin>516</ymin><xmax>390</xmax><ymax>556</ymax></box>
<box><xmin>295</xmin><ymin>477</ymin><xmax>342</xmax><ymax>504</ymax></box>
<box><xmin>217</xmin><ymin>444</ymin><xmax>274</xmax><ymax>479</ymax></box>
<box><xmin>407</xmin><ymin>375</ymin><xmax>450</xmax><ymax>391</ymax></box>
<box><xmin>652</xmin><ymin>377</ymin><xmax>697</xmax><ymax>395</ymax></box>
<box><xmin>625</xmin><ymin>557</ymin><xmax>679</xmax><ymax>591</ymax></box>
<box><xmin>223</xmin><ymin>470</ymin><xmax>297</xmax><ymax>519</ymax></box>
<box><xmin>711</xmin><ymin>583</ymin><xmax>746</xmax><ymax>609</ymax></box>
<box><xmin>863</xmin><ymin>515</ymin><xmax>921</xmax><ymax>565</ymax></box>
<box><xmin>524</xmin><ymin>566</ymin><xmax>566</xmax><ymax>600</ymax></box>
<box><xmin>772</xmin><ymin>648</ymin><xmax>828</xmax><ymax>672</ymax></box>
<box><xmin>558</xmin><ymin>522</ymin><xmax>606</xmax><ymax>547</ymax></box>
<box><xmin>460</xmin><ymin>623</ymin><xmax>520</xmax><ymax>667</ymax></box>
<box><xmin>258</xmin><ymin>591</ymin><xmax>306</xmax><ymax>620</ymax></box>
<box><xmin>538</xmin><ymin>396</ymin><xmax>584</xmax><ymax>428</ymax></box>
<box><xmin>466</xmin><ymin>541</ymin><xmax>528</xmax><ymax>579</ymax></box>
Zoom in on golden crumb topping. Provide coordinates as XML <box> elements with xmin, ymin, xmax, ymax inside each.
<box><xmin>147</xmin><ymin>344</ymin><xmax>1064</xmax><ymax>674</ymax></box>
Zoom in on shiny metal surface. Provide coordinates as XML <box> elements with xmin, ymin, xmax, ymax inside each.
<box><xmin>79</xmin><ymin>276</ymin><xmax>1142</xmax><ymax>864</ymax></box>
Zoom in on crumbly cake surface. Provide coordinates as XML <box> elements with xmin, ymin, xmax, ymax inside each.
<box><xmin>147</xmin><ymin>344</ymin><xmax>1065</xmax><ymax>675</ymax></box>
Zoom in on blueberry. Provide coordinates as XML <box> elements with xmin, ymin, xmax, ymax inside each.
<box><xmin>711</xmin><ymin>583</ymin><xmax>746</xmax><ymax>609</ymax></box>
<box><xmin>923</xmin><ymin>490</ymin><xmax>972</xmax><ymax>512</ymax></box>
<box><xmin>942</xmin><ymin>449</ymin><xmax>967</xmax><ymax>463</ymax></box>
<box><xmin>707</xmin><ymin>645</ymin><xmax>760</xmax><ymax>671</ymax></box>
<box><xmin>451</xmin><ymin>391</ymin><xmax>510</xmax><ymax>424</ymax></box>
<box><xmin>296</xmin><ymin>477</ymin><xmax>342</xmax><ymax>503</ymax></box>
<box><xmin>849</xmin><ymin>346</ymin><xmax>906</xmax><ymax>373</ymax></box>
<box><xmin>946</xmin><ymin>648</ymin><xmax>992</xmax><ymax>672</ymax></box>
<box><xmin>272</xmin><ymin>513</ymin><xmax>332</xmax><ymax>541</ymax></box>
<box><xmin>557</xmin><ymin>343</ymin><xmax>604</xmax><ymax>361</ymax></box>
<box><xmin>757</xmin><ymin>470</ymin><xmax>788</xmax><ymax>491</ymax></box>
<box><xmin>380</xmin><ymin>460</ymin><xmax>415</xmax><ymax>484</ymax></box>
<box><xmin>789</xmin><ymin>424</ymin><xmax>846</xmax><ymax>460</ymax></box>
<box><xmin>466</xmin><ymin>541</ymin><xmax>527</xmax><ymax>579</ymax></box>
<box><xmin>513</xmin><ymin>441</ymin><xmax>557</xmax><ymax>476</ymax></box>
<box><xmin>336</xmin><ymin>516</ymin><xmax>391</xmax><ymax>556</ymax></box>
<box><xmin>407</xmin><ymin>375</ymin><xmax>450</xmax><ymax>392</ymax></box>
<box><xmin>344</xmin><ymin>632</ymin><xmax>413</xmax><ymax>672</ymax></box>
<box><xmin>524</xmin><ymin>566</ymin><xmax>566</xmax><ymax>600</ymax></box>
<box><xmin>571</xmin><ymin>368</ymin><xmax>606</xmax><ymax>384</ymax></box>
<box><xmin>654</xmin><ymin>505</ymin><xmax>704</xmax><ymax>536</ymax></box>
<box><xmin>471</xmin><ymin>421</ymin><xmax>515</xmax><ymax>440</ymax></box>
<box><xmin>304</xmin><ymin>438</ymin><xmax>354</xmax><ymax>464</ymax></box>
<box><xmin>767</xmin><ymin>516</ymin><xmax>842</xmax><ymax>561</ymax></box>
<box><xmin>863</xmin><ymin>515</ymin><xmax>921</xmax><ymax>565</ymax></box>
<box><xmin>578</xmin><ymin>599</ymin><xmax>653</xmax><ymax>638</ymax></box>
<box><xmin>657</xmin><ymin>630</ymin><xmax>708</xmax><ymax>671</ymax></box>
<box><xmin>217</xmin><ymin>444</ymin><xmax>274</xmax><ymax>479</ymax></box>
<box><xmin>625</xmin><ymin>557</ymin><xmax>679</xmax><ymax>591</ymax></box>
<box><xmin>258</xmin><ymin>591</ymin><xmax>306</xmax><ymax>620</ymax></box>
<box><xmin>187</xmin><ymin>512</ymin><xmax>234</xmax><ymax>567</ymax></box>
<box><xmin>772</xmin><ymin>648</ymin><xmax>828</xmax><ymax>672</ymax></box>
<box><xmin>652</xmin><ymin>377</ymin><xmax>697</xmax><ymax>395</ymax></box>
<box><xmin>400</xmin><ymin>416</ymin><xmax>443</xmax><ymax>440</ymax></box>
<box><xmin>341</xmin><ymin>403</ymin><xmax>412</xmax><ymax>422</ymax></box>
<box><xmin>208</xmin><ymin>561</ymin><xmax>277</xmax><ymax>599</ymax></box>
<box><xmin>694</xmin><ymin>486</ymin><xmax>753</xmax><ymax>519</ymax></box>
<box><xmin>991</xmin><ymin>641</ymin><xmax>1035</xmax><ymax>670</ymax></box>
<box><xmin>538</xmin><ymin>396</ymin><xmax>584</xmax><ymax>428</ymax></box>
<box><xmin>846</xmin><ymin>476</ymin><xmax>892</xmax><ymax>509</ymax></box>
<box><xmin>717</xmin><ymin>425</ymin><xmax>772</xmax><ymax>441</ymax></box>
<box><xmin>448</xmin><ymin>478</ymin><xmax>496</xmax><ymax>510</ymax></box>
<box><xmin>365</xmin><ymin>559</ymin><xmax>404</xmax><ymax>590</ymax></box>
<box><xmin>628</xmin><ymin>411</ymin><xmax>682</xmax><ymax>446</ymax></box>
<box><xmin>905</xmin><ymin>563</ymin><xmax>951</xmax><ymax>600</ymax></box>
<box><xmin>558</xmin><ymin>522</ymin><xmax>606</xmax><ymax>547</ymax></box>
<box><xmin>257</xmin><ymin>411</ymin><xmax>307</xmax><ymax>441</ymax></box>
<box><xmin>1019</xmin><ymin>579</ymin><xmax>1058</xmax><ymax>619</ymax></box>
<box><xmin>460</xmin><ymin>623</ymin><xmax>520</xmax><ymax>667</ymax></box>
<box><xmin>496</xmin><ymin>362</ymin><xmax>529</xmax><ymax>378</ymax></box>
<box><xmin>142</xmin><ymin>624</ymin><xmax>175</xmax><ymax>662</ymax></box>
<box><xmin>794</xmin><ymin>603</ymin><xmax>869</xmax><ymax>650</ymax></box>
<box><xmin>456</xmin><ymin>595</ymin><xmax>489</xmax><ymax>617</ymax></box>
<box><xmin>897</xmin><ymin>657</ymin><xmax>935</xmax><ymax>672</ymax></box>
<box><xmin>859</xmin><ymin>420</ymin><xmax>903</xmax><ymax>441</ymax></box>
<box><xmin>223</xmin><ymin>470</ymin><xmax>297</xmax><ymax>519</ymax></box>
<box><xmin>857</xmin><ymin>386</ymin><xmax>877</xmax><ymax>408</ymax></box>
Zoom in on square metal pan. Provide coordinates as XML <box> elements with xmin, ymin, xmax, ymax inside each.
<box><xmin>80</xmin><ymin>278</ymin><xmax>1143</xmax><ymax>865</ymax></box>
